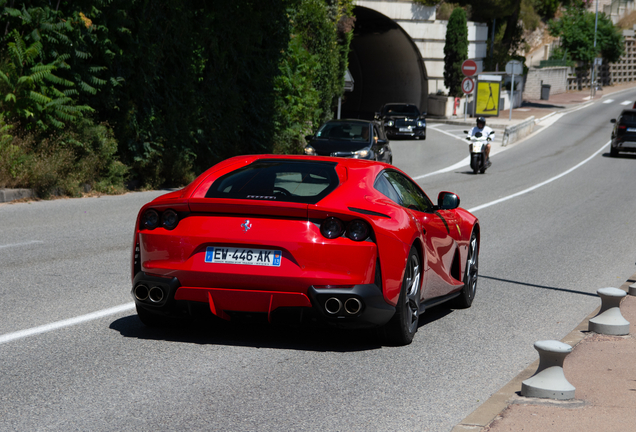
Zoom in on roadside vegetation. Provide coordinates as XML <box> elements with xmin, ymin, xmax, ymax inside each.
<box><xmin>0</xmin><ymin>0</ymin><xmax>354</xmax><ymax>196</ymax></box>
<box><xmin>424</xmin><ymin>1</ymin><xmax>624</xmax><ymax>88</ymax></box>
<box><xmin>1</xmin><ymin>1</ymin><xmax>625</xmax><ymax>198</ymax></box>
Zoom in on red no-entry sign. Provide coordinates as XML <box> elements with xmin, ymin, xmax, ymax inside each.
<box><xmin>461</xmin><ymin>59</ymin><xmax>477</xmax><ymax>77</ymax></box>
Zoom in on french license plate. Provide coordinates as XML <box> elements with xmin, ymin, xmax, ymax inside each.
<box><xmin>399</xmin><ymin>127</ymin><xmax>411</xmax><ymax>132</ymax></box>
<box><xmin>205</xmin><ymin>246</ymin><xmax>282</xmax><ymax>266</ymax></box>
<box><xmin>627</xmin><ymin>128</ymin><xmax>636</xmax><ymax>132</ymax></box>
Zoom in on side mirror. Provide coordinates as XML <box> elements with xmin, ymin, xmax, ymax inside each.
<box><xmin>376</xmin><ymin>138</ymin><xmax>387</xmax><ymax>145</ymax></box>
<box><xmin>437</xmin><ymin>191</ymin><xmax>460</xmax><ymax>210</ymax></box>
<box><xmin>305</xmin><ymin>135</ymin><xmax>314</xmax><ymax>142</ymax></box>
<box><xmin>422</xmin><ymin>112</ymin><xmax>427</xmax><ymax>117</ymax></box>
<box><xmin>610</xmin><ymin>119</ymin><xmax>616</xmax><ymax>123</ymax></box>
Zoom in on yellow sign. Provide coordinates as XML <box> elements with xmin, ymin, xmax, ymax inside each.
<box><xmin>475</xmin><ymin>81</ymin><xmax>501</xmax><ymax>117</ymax></box>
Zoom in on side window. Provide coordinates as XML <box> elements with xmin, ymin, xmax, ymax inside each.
<box><xmin>382</xmin><ymin>171</ymin><xmax>433</xmax><ymax>212</ymax></box>
<box><xmin>374</xmin><ymin>172</ymin><xmax>401</xmax><ymax>203</ymax></box>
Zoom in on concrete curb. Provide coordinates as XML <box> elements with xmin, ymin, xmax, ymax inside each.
<box><xmin>451</xmin><ymin>273</ymin><xmax>636</xmax><ymax>432</ymax></box>
<box><xmin>0</xmin><ymin>188</ymin><xmax>34</xmax><ymax>203</ymax></box>
<box><xmin>502</xmin><ymin>117</ymin><xmax>535</xmax><ymax>147</ymax></box>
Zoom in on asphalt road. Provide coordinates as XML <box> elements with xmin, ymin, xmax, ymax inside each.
<box><xmin>1</xmin><ymin>91</ymin><xmax>636</xmax><ymax>432</ymax></box>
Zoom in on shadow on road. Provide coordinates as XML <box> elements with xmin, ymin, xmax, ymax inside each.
<box><xmin>480</xmin><ymin>275</ymin><xmax>599</xmax><ymax>297</ymax></box>
<box><xmin>520</xmin><ymin>101</ymin><xmax>566</xmax><ymax>110</ymax></box>
<box><xmin>601</xmin><ymin>152</ymin><xmax>636</xmax><ymax>159</ymax></box>
<box><xmin>110</xmin><ymin>303</ymin><xmax>454</xmax><ymax>352</ymax></box>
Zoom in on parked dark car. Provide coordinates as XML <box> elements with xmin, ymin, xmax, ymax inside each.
<box><xmin>375</xmin><ymin>103</ymin><xmax>426</xmax><ymax>140</ymax></box>
<box><xmin>304</xmin><ymin>119</ymin><xmax>392</xmax><ymax>164</ymax></box>
<box><xmin>610</xmin><ymin>109</ymin><xmax>636</xmax><ymax>157</ymax></box>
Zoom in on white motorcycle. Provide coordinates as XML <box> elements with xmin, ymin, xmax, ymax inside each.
<box><xmin>464</xmin><ymin>130</ymin><xmax>494</xmax><ymax>174</ymax></box>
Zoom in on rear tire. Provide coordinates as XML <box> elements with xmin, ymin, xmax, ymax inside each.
<box><xmin>382</xmin><ymin>246</ymin><xmax>422</xmax><ymax>346</ymax></box>
<box><xmin>610</xmin><ymin>145</ymin><xmax>618</xmax><ymax>157</ymax></box>
<box><xmin>471</xmin><ymin>154</ymin><xmax>480</xmax><ymax>174</ymax></box>
<box><xmin>452</xmin><ymin>230</ymin><xmax>478</xmax><ymax>309</ymax></box>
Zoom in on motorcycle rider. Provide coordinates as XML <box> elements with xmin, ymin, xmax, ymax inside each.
<box><xmin>469</xmin><ymin>117</ymin><xmax>494</xmax><ymax>166</ymax></box>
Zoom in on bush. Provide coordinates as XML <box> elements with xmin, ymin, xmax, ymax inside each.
<box><xmin>0</xmin><ymin>118</ymin><xmax>128</xmax><ymax>197</ymax></box>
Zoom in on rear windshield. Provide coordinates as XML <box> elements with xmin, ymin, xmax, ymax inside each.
<box><xmin>382</xmin><ymin>105</ymin><xmax>420</xmax><ymax>116</ymax></box>
<box><xmin>206</xmin><ymin>160</ymin><xmax>339</xmax><ymax>204</ymax></box>
<box><xmin>315</xmin><ymin>121</ymin><xmax>370</xmax><ymax>142</ymax></box>
<box><xmin>620</xmin><ymin>113</ymin><xmax>636</xmax><ymax>124</ymax></box>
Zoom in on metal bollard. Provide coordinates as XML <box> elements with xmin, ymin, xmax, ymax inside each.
<box><xmin>588</xmin><ymin>287</ymin><xmax>630</xmax><ymax>336</ymax></box>
<box><xmin>521</xmin><ymin>340</ymin><xmax>575</xmax><ymax>400</ymax></box>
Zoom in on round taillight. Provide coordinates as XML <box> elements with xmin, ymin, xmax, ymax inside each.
<box><xmin>142</xmin><ymin>209</ymin><xmax>159</xmax><ymax>230</ymax></box>
<box><xmin>346</xmin><ymin>219</ymin><xmax>370</xmax><ymax>242</ymax></box>
<box><xmin>321</xmin><ymin>217</ymin><xmax>344</xmax><ymax>239</ymax></box>
<box><xmin>162</xmin><ymin>209</ymin><xmax>179</xmax><ymax>230</ymax></box>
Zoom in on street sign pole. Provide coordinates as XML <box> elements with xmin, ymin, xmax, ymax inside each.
<box><xmin>505</xmin><ymin>60</ymin><xmax>523</xmax><ymax>122</ymax></box>
<box><xmin>509</xmin><ymin>72</ymin><xmax>514</xmax><ymax>121</ymax></box>
<box><xmin>464</xmin><ymin>93</ymin><xmax>467</xmax><ymax>121</ymax></box>
<box><xmin>461</xmin><ymin>60</ymin><xmax>478</xmax><ymax>122</ymax></box>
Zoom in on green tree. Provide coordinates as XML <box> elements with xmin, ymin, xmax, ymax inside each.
<box><xmin>444</xmin><ymin>7</ymin><xmax>468</xmax><ymax>97</ymax></box>
<box><xmin>549</xmin><ymin>2</ymin><xmax>624</xmax><ymax>67</ymax></box>
<box><xmin>0</xmin><ymin>29</ymin><xmax>92</xmax><ymax>130</ymax></box>
<box><xmin>1</xmin><ymin>0</ymin><xmax>355</xmax><ymax>190</ymax></box>
<box><xmin>272</xmin><ymin>0</ymin><xmax>354</xmax><ymax>154</ymax></box>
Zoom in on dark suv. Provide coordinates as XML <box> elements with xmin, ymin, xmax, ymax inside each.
<box><xmin>610</xmin><ymin>109</ymin><xmax>636</xmax><ymax>157</ymax></box>
<box><xmin>375</xmin><ymin>103</ymin><xmax>426</xmax><ymax>140</ymax></box>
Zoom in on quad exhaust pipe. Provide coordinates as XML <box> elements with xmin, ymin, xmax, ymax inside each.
<box><xmin>148</xmin><ymin>286</ymin><xmax>164</xmax><ymax>303</ymax></box>
<box><xmin>324</xmin><ymin>297</ymin><xmax>342</xmax><ymax>315</ymax></box>
<box><xmin>134</xmin><ymin>284</ymin><xmax>149</xmax><ymax>301</ymax></box>
<box><xmin>134</xmin><ymin>284</ymin><xmax>165</xmax><ymax>304</ymax></box>
<box><xmin>344</xmin><ymin>298</ymin><xmax>362</xmax><ymax>315</ymax></box>
<box><xmin>324</xmin><ymin>297</ymin><xmax>362</xmax><ymax>316</ymax></box>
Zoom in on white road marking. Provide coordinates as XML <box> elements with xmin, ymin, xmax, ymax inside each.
<box><xmin>603</xmin><ymin>99</ymin><xmax>614</xmax><ymax>104</ymax></box>
<box><xmin>468</xmin><ymin>141</ymin><xmax>610</xmax><ymax>213</ymax></box>
<box><xmin>0</xmin><ymin>303</ymin><xmax>135</xmax><ymax>345</ymax></box>
<box><xmin>428</xmin><ymin>124</ymin><xmax>471</xmax><ymax>142</ymax></box>
<box><xmin>0</xmin><ymin>240</ymin><xmax>44</xmax><ymax>249</ymax></box>
<box><xmin>413</xmin><ymin>158</ymin><xmax>471</xmax><ymax>179</ymax></box>
<box><xmin>621</xmin><ymin>100</ymin><xmax>632</xmax><ymax>106</ymax></box>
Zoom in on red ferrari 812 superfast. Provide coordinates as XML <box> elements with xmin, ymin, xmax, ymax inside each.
<box><xmin>131</xmin><ymin>155</ymin><xmax>479</xmax><ymax>345</ymax></box>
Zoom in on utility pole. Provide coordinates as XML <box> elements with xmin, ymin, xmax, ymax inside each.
<box><xmin>590</xmin><ymin>0</ymin><xmax>599</xmax><ymax>98</ymax></box>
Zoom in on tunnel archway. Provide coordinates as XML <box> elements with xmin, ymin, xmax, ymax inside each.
<box><xmin>341</xmin><ymin>6</ymin><xmax>428</xmax><ymax>120</ymax></box>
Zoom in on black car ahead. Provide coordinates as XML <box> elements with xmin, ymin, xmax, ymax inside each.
<box><xmin>610</xmin><ymin>109</ymin><xmax>636</xmax><ymax>157</ymax></box>
<box><xmin>304</xmin><ymin>119</ymin><xmax>392</xmax><ymax>164</ymax></box>
<box><xmin>375</xmin><ymin>103</ymin><xmax>426</xmax><ymax>140</ymax></box>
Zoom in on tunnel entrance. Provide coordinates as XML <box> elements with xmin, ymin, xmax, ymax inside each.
<box><xmin>341</xmin><ymin>6</ymin><xmax>428</xmax><ymax>120</ymax></box>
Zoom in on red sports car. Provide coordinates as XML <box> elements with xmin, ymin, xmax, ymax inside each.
<box><xmin>131</xmin><ymin>155</ymin><xmax>479</xmax><ymax>345</ymax></box>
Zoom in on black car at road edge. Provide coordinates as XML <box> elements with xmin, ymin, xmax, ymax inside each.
<box><xmin>610</xmin><ymin>109</ymin><xmax>636</xmax><ymax>157</ymax></box>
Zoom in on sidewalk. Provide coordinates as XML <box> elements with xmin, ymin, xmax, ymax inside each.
<box><xmin>429</xmin><ymin>81</ymin><xmax>636</xmax><ymax>131</ymax></box>
<box><xmin>453</xmin><ymin>276</ymin><xmax>636</xmax><ymax>432</ymax></box>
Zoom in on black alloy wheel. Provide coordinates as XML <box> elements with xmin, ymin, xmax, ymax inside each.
<box><xmin>383</xmin><ymin>246</ymin><xmax>422</xmax><ymax>346</ymax></box>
